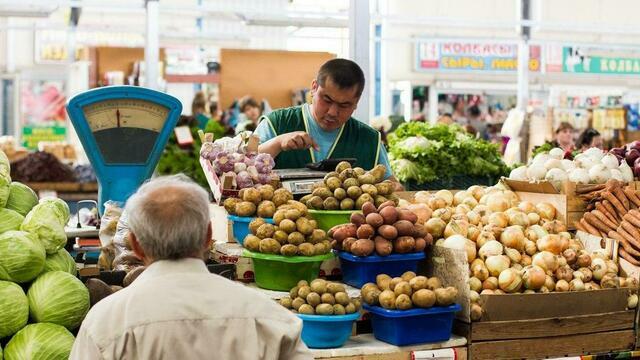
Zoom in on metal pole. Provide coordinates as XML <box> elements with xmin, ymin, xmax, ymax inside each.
<box><xmin>349</xmin><ymin>0</ymin><xmax>370</xmax><ymax>123</ymax></box>
<box><xmin>516</xmin><ymin>0</ymin><xmax>531</xmax><ymax>110</ymax></box>
<box><xmin>145</xmin><ymin>0</ymin><xmax>159</xmax><ymax>90</ymax></box>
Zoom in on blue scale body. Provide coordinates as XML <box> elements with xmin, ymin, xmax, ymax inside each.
<box><xmin>66</xmin><ymin>86</ymin><xmax>182</xmax><ymax>214</ymax></box>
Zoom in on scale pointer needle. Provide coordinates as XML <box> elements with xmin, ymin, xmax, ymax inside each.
<box><xmin>116</xmin><ymin>109</ymin><xmax>121</xmax><ymax>128</ymax></box>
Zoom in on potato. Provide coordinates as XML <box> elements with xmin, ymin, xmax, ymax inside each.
<box><xmin>398</xmin><ymin>209</ymin><xmax>418</xmax><ymax>224</ymax></box>
<box><xmin>334</xmin><ymin>292</ymin><xmax>350</xmax><ymax>306</ymax></box>
<box><xmin>347</xmin><ymin>186</ymin><xmax>363</xmax><ymax>200</ymax></box>
<box><xmin>307</xmin><ymin>196</ymin><xmax>324</xmax><ymax>210</ymax></box>
<box><xmin>334</xmin><ymin>188</ymin><xmax>347</xmax><ymax>200</ymax></box>
<box><xmin>296</xmin><ymin>218</ymin><xmax>314</xmax><ymax>236</ymax></box>
<box><xmin>321</xmin><ymin>293</ymin><xmax>336</xmax><ymax>305</ymax></box>
<box><xmin>298</xmin><ymin>304</ymin><xmax>315</xmax><ymax>315</ymax></box>
<box><xmin>297</xmin><ymin>285</ymin><xmax>312</xmax><ymax>298</ymax></box>
<box><xmin>379</xmin><ymin>290</ymin><xmax>397</xmax><ymax>309</ymax></box>
<box><xmin>413</xmin><ymin>223</ymin><xmax>428</xmax><ymax>238</ymax></box>
<box><xmin>244</xmin><ymin>235</ymin><xmax>261</xmax><ymax>252</ymax></box>
<box><xmin>374</xmin><ymin>236</ymin><xmax>393</xmax><ymax>256</ymax></box>
<box><xmin>238</xmin><ymin>188</ymin><xmax>246</xmax><ymax>200</ymax></box>
<box><xmin>340</xmin><ymin>198</ymin><xmax>355</xmax><ymax>210</ymax></box>
<box><xmin>353</xmin><ymin>167</ymin><xmax>366</xmax><ymax>176</ymax></box>
<box><xmin>298</xmin><ymin>243</ymin><xmax>316</xmax><ymax>256</ymax></box>
<box><xmin>394</xmin><ymin>281</ymin><xmax>412</xmax><ymax>297</ymax></box>
<box><xmin>306</xmin><ymin>292</ymin><xmax>321</xmax><ymax>307</ymax></box>
<box><xmin>257</xmin><ymin>201</ymin><xmax>276</xmax><ymax>218</ymax></box>
<box><xmin>223</xmin><ymin>197</ymin><xmax>239</xmax><ymax>214</ymax></box>
<box><xmin>292</xmin><ymin>297</ymin><xmax>306</xmax><ymax>311</ymax></box>
<box><xmin>312</xmin><ymin>187</ymin><xmax>333</xmax><ymax>200</ymax></box>
<box><xmin>249</xmin><ymin>218</ymin><xmax>267</xmax><ymax>235</ymax></box>
<box><xmin>324</xmin><ymin>172</ymin><xmax>339</xmax><ymax>182</ymax></box>
<box><xmin>257</xmin><ymin>184</ymin><xmax>274</xmax><ymax>200</ymax></box>
<box><xmin>435</xmin><ymin>287</ymin><xmax>458</xmax><ymax>306</ymax></box>
<box><xmin>362</xmin><ymin>288</ymin><xmax>381</xmax><ymax>305</ymax></box>
<box><xmin>273</xmin><ymin>209</ymin><xmax>287</xmax><ymax>225</ymax></box>
<box><xmin>323</xmin><ymin>197</ymin><xmax>340</xmax><ymax>210</ymax></box>
<box><xmin>331</xmin><ymin>224</ymin><xmax>357</xmax><ymax>241</ymax></box>
<box><xmin>279</xmin><ymin>296</ymin><xmax>293</xmax><ymax>309</ymax></box>
<box><xmin>274</xmin><ymin>188</ymin><xmax>293</xmax><ymax>203</ymax></box>
<box><xmin>280</xmin><ymin>244</ymin><xmax>298</xmax><ymax>256</ymax></box>
<box><xmin>325</xmin><ymin>177</ymin><xmax>343</xmax><ymax>191</ymax></box>
<box><xmin>278</xmin><ymin>219</ymin><xmax>296</xmax><ymax>234</ymax></box>
<box><xmin>426</xmin><ymin>277</ymin><xmax>442</xmax><ymax>290</ymax></box>
<box><xmin>342</xmin><ymin>237</ymin><xmax>357</xmax><ymax>252</ymax></box>
<box><xmin>310</xmin><ymin>279</ymin><xmax>327</xmax><ymax>294</ymax></box>
<box><xmin>394</xmin><ymin>220</ymin><xmax>415</xmax><ymax>237</ymax></box>
<box><xmin>235</xmin><ymin>202</ymin><xmax>257</xmax><ymax>217</ymax></box>
<box><xmin>286</xmin><ymin>200</ymin><xmax>308</xmax><ymax>216</ymax></box>
<box><xmin>412</xmin><ymin>289</ymin><xmax>436</xmax><ymax>308</ymax></box>
<box><xmin>350</xmin><ymin>239</ymin><xmax>375</xmax><ymax>256</ymax></box>
<box><xmin>378</xmin><ymin>225</ymin><xmax>398</xmax><ymax>240</ymax></box>
<box><xmin>243</xmin><ymin>188</ymin><xmax>262</xmax><ymax>205</ymax></box>
<box><xmin>361</xmin><ymin>183</ymin><xmax>378</xmax><ymax>197</ymax></box>
<box><xmin>374</xmin><ymin>196</ymin><xmax>389</xmax><ymax>208</ymax></box>
<box><xmin>345</xmin><ymin>303</ymin><xmax>357</xmax><ymax>314</ymax></box>
<box><xmin>256</xmin><ymin>223</ymin><xmax>276</xmax><ymax>239</ymax></box>
<box><xmin>356</xmin><ymin>224</ymin><xmax>375</xmax><ymax>239</ymax></box>
<box><xmin>376</xmin><ymin>182</ymin><xmax>393</xmax><ymax>196</ymax></box>
<box><xmin>356</xmin><ymin>194</ymin><xmax>375</xmax><ymax>210</ymax></box>
<box><xmin>309</xmin><ymin>219</ymin><xmax>318</xmax><ymax>229</ymax></box>
<box><xmin>289</xmin><ymin>286</ymin><xmax>300</xmax><ymax>299</ymax></box>
<box><xmin>366</xmin><ymin>213</ymin><xmax>384</xmax><ymax>228</ymax></box>
<box><xmin>401</xmin><ymin>271</ymin><xmax>417</xmax><ymax>282</ymax></box>
<box><xmin>298</xmin><ymin>280</ymin><xmax>309</xmax><ymax>287</ymax></box>
<box><xmin>86</xmin><ymin>278</ymin><xmax>114</xmax><ymax>306</ymax></box>
<box><xmin>316</xmin><ymin>303</ymin><xmax>334</xmax><ymax>315</ymax></box>
<box><xmin>284</xmin><ymin>209</ymin><xmax>302</xmax><ymax>221</ymax></box>
<box><xmin>339</xmin><ymin>168</ymin><xmax>357</xmax><ymax>182</ymax></box>
<box><xmin>343</xmin><ymin>178</ymin><xmax>359</xmax><ymax>188</ymax></box>
<box><xmin>327</xmin><ymin>282</ymin><xmax>346</xmax><ymax>295</ymax></box>
<box><xmin>414</xmin><ymin>238</ymin><xmax>427</xmax><ymax>252</ymax></box>
<box><xmin>409</xmin><ymin>276</ymin><xmax>429</xmax><ymax>291</ymax></box>
<box><xmin>389</xmin><ymin>277</ymin><xmax>403</xmax><ymax>291</ymax></box>
<box><xmin>358</xmin><ymin>173</ymin><xmax>376</xmax><ymax>185</ymax></box>
<box><xmin>288</xmin><ymin>232</ymin><xmax>305</xmax><ymax>246</ymax></box>
<box><xmin>376</xmin><ymin>274</ymin><xmax>392</xmax><ymax>290</ymax></box>
<box><xmin>393</xmin><ymin>236</ymin><xmax>416</xmax><ymax>254</ymax></box>
<box><xmin>310</xmin><ymin>229</ymin><xmax>327</xmax><ymax>244</ymax></box>
<box><xmin>335</xmin><ymin>161</ymin><xmax>352</xmax><ymax>174</ymax></box>
<box><xmin>259</xmin><ymin>238</ymin><xmax>281</xmax><ymax>254</ymax></box>
<box><xmin>378</xmin><ymin>206</ymin><xmax>398</xmax><ymax>225</ymax></box>
<box><xmin>370</xmin><ymin>164</ymin><xmax>387</xmax><ymax>183</ymax></box>
<box><xmin>395</xmin><ymin>294</ymin><xmax>413</xmax><ymax>310</ymax></box>
<box><xmin>333</xmin><ymin>304</ymin><xmax>346</xmax><ymax>315</ymax></box>
<box><xmin>273</xmin><ymin>193</ymin><xmax>290</xmax><ymax>208</ymax></box>
<box><xmin>350</xmin><ymin>213</ymin><xmax>366</xmax><ymax>227</ymax></box>
<box><xmin>273</xmin><ymin>230</ymin><xmax>289</xmax><ymax>245</ymax></box>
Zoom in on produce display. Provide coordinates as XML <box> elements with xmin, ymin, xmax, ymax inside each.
<box><xmin>329</xmin><ymin>201</ymin><xmax>431</xmax><ymax>256</ymax></box>
<box><xmin>242</xmin><ymin>197</ymin><xmax>333</xmax><ymax>256</ymax></box>
<box><xmin>509</xmin><ymin>147</ymin><xmax>633</xmax><ymax>190</ymax></box>
<box><xmin>278</xmin><ymin>279</ymin><xmax>361</xmax><ymax>315</ymax></box>
<box><xmin>10</xmin><ymin>151</ymin><xmax>76</xmax><ymax>183</ymax></box>
<box><xmin>360</xmin><ymin>272</ymin><xmax>457</xmax><ymax>310</ymax></box>
<box><xmin>223</xmin><ymin>185</ymin><xmax>290</xmax><ymax>217</ymax></box>
<box><xmin>4</xmin><ymin>323</ymin><xmax>75</xmax><ymax>360</ymax></box>
<box><xmin>609</xmin><ymin>140</ymin><xmax>640</xmax><ymax>178</ymax></box>
<box><xmin>388</xmin><ymin>122</ymin><xmax>509</xmax><ymax>184</ymax></box>
<box><xmin>299</xmin><ymin>161</ymin><xmax>397</xmax><ymax>210</ymax></box>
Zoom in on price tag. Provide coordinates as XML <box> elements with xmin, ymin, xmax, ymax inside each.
<box><xmin>412</xmin><ymin>348</ymin><xmax>457</xmax><ymax>359</ymax></box>
<box><xmin>174</xmin><ymin>126</ymin><xmax>194</xmax><ymax>146</ymax></box>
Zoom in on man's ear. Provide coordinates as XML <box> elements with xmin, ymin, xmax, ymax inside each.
<box><xmin>311</xmin><ymin>79</ymin><xmax>318</xmax><ymax>94</ymax></box>
<box><xmin>129</xmin><ymin>233</ymin><xmax>146</xmax><ymax>261</ymax></box>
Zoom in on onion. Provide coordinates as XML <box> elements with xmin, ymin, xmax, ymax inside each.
<box><xmin>536</xmin><ymin>234</ymin><xmax>565</xmax><ymax>255</ymax></box>
<box><xmin>488</xmin><ymin>212</ymin><xmax>509</xmax><ymax>228</ymax></box>
<box><xmin>482</xmin><ymin>277</ymin><xmax>499</xmax><ymax>290</ymax></box>
<box><xmin>568</xmin><ymin>168</ymin><xmax>591</xmax><ymax>184</ymax></box>
<box><xmin>575</xmin><ymin>153</ymin><xmax>597</xmax><ymax>169</ymax></box>
<box><xmin>528</xmin><ymin>212</ymin><xmax>541</xmax><ymax>225</ymax></box>
<box><xmin>471</xmin><ymin>260</ymin><xmax>489</xmax><ymax>281</ymax></box>
<box><xmin>555</xmin><ymin>279</ymin><xmax>569</xmax><ymax>292</ymax></box>
<box><xmin>532</xmin><ymin>153</ymin><xmax>551</xmax><ymax>166</ymax></box>
<box><xmin>576</xmin><ymin>251</ymin><xmax>591</xmax><ymax>268</ymax></box>
<box><xmin>629</xmin><ymin>294</ymin><xmax>639</xmax><ymax>309</ymax></box>
<box><xmin>600</xmin><ymin>273</ymin><xmax>620</xmax><ymax>289</ymax></box>
<box><xmin>549</xmin><ymin>147</ymin><xmax>565</xmax><ymax>160</ymax></box>
<box><xmin>585</xmin><ymin>282</ymin><xmax>601</xmax><ymax>291</ymax></box>
<box><xmin>508</xmin><ymin>211</ymin><xmax>530</xmax><ymax>227</ymax></box>
<box><xmin>462</xmin><ymin>196</ymin><xmax>479</xmax><ymax>209</ymax></box>
<box><xmin>620</xmin><ymin>161</ymin><xmax>634</xmax><ymax>183</ymax></box>
<box><xmin>544</xmin><ymin>275</ymin><xmax>556</xmax><ymax>291</ymax></box>
<box><xmin>476</xmin><ymin>231</ymin><xmax>496</xmax><ymax>248</ymax></box>
<box><xmin>518</xmin><ymin>201</ymin><xmax>537</xmax><ymax>214</ymax></box>
<box><xmin>505</xmin><ymin>248</ymin><xmax>522</xmax><ymax>264</ymax></box>
<box><xmin>498</xmin><ymin>268</ymin><xmax>523</xmax><ymax>293</ymax></box>
<box><xmin>453</xmin><ymin>191</ymin><xmax>470</xmax><ymax>206</ymax></box>
<box><xmin>483</xmin><ymin>224</ymin><xmax>504</xmax><ymax>239</ymax></box>
<box><xmin>511</xmin><ymin>263</ymin><xmax>523</xmax><ymax>271</ymax></box>
<box><xmin>557</xmin><ymin>255</ymin><xmax>568</xmax><ymax>267</ymax></box>
<box><xmin>584</xmin><ymin>147</ymin><xmax>604</xmax><ymax>161</ymax></box>
<box><xmin>503</xmin><ymin>191</ymin><xmax>519</xmax><ymax>206</ymax></box>
<box><xmin>572</xmin><ymin>271</ymin><xmax>584</xmax><ymax>281</ymax></box>
<box><xmin>494</xmin><ymin>289</ymin><xmax>506</xmax><ymax>295</ymax></box>
<box><xmin>481</xmin><ymin>289</ymin><xmax>495</xmax><ymax>295</ymax></box>
<box><xmin>590</xmin><ymin>258</ymin><xmax>607</xmax><ymax>281</ymax></box>
<box><xmin>467</xmin><ymin>211</ymin><xmax>481</xmax><ymax>226</ymax></box>
<box><xmin>561</xmin><ymin>159</ymin><xmax>576</xmax><ymax>171</ymax></box>
<box><xmin>527</xmin><ymin>164</ymin><xmax>547</xmax><ymax>180</ymax></box>
<box><xmin>485</xmin><ymin>255</ymin><xmax>511</xmax><ymax>277</ymax></box>
<box><xmin>532</xmin><ymin>251</ymin><xmax>559</xmax><ymax>272</ymax></box>
<box><xmin>444</xmin><ymin>219</ymin><xmax>469</xmax><ymax>238</ymax></box>
<box><xmin>539</xmin><ymin>286</ymin><xmax>550</xmax><ymax>293</ymax></box>
<box><xmin>606</xmin><ymin>260</ymin><xmax>619</xmax><ymax>274</ymax></box>
<box><xmin>509</xmin><ymin>166</ymin><xmax>528</xmax><ymax>181</ymax></box>
<box><xmin>455</xmin><ymin>204</ymin><xmax>471</xmax><ymax>215</ymax></box>
<box><xmin>601</xmin><ymin>153</ymin><xmax>620</xmax><ymax>170</ymax></box>
<box><xmin>536</xmin><ymin>203</ymin><xmax>557</xmax><ymax>220</ymax></box>
<box><xmin>522</xmin><ymin>265</ymin><xmax>546</xmax><ymax>290</ymax></box>
<box><xmin>555</xmin><ymin>265</ymin><xmax>574</xmax><ymax>282</ymax></box>
<box><xmin>523</xmin><ymin>289</ymin><xmax>536</xmax><ymax>294</ymax></box>
<box><xmin>469</xmin><ymin>277</ymin><xmax>482</xmax><ymax>293</ymax></box>
<box><xmin>610</xmin><ymin>169</ymin><xmax>624</xmax><ymax>182</ymax></box>
<box><xmin>442</xmin><ymin>235</ymin><xmax>477</xmax><ymax>263</ymax></box>
<box><xmin>545</xmin><ymin>168</ymin><xmax>568</xmax><ymax>191</ymax></box>
<box><xmin>428</xmin><ymin>197</ymin><xmax>447</xmax><ymax>210</ymax></box>
<box><xmin>569</xmin><ymin>278</ymin><xmax>585</xmax><ymax>291</ymax></box>
<box><xmin>470</xmin><ymin>303</ymin><xmax>483</xmax><ymax>320</ymax></box>
<box><xmin>542</xmin><ymin>220</ymin><xmax>568</xmax><ymax>234</ymax></box>
<box><xmin>568</xmin><ymin>239</ymin><xmax>584</xmax><ymax>251</ymax></box>
<box><xmin>525</xmin><ymin>224</ymin><xmax>548</xmax><ymax>242</ymax></box>
<box><xmin>433</xmin><ymin>207</ymin><xmax>452</xmax><ymax>222</ymax></box>
<box><xmin>524</xmin><ymin>240</ymin><xmax>537</xmax><ymax>256</ymax></box>
<box><xmin>487</xmin><ymin>194</ymin><xmax>510</xmax><ymax>213</ymax></box>
<box><xmin>467</xmin><ymin>225</ymin><xmax>480</xmax><ymax>242</ymax></box>
<box><xmin>544</xmin><ymin>158</ymin><xmax>563</xmax><ymax>170</ymax></box>
<box><xmin>578</xmin><ymin>267</ymin><xmax>593</xmax><ymax>282</ymax></box>
<box><xmin>468</xmin><ymin>185</ymin><xmax>485</xmax><ymax>201</ymax></box>
<box><xmin>588</xmin><ymin>164</ymin><xmax>611</xmax><ymax>184</ymax></box>
<box><xmin>562</xmin><ymin>248</ymin><xmax>577</xmax><ymax>265</ymax></box>
<box><xmin>434</xmin><ymin>190</ymin><xmax>453</xmax><ymax>206</ymax></box>
<box><xmin>558</xmin><ymin>232</ymin><xmax>571</xmax><ymax>240</ymax></box>
<box><xmin>414</xmin><ymin>191</ymin><xmax>431</xmax><ymax>204</ymax></box>
<box><xmin>500</xmin><ymin>226</ymin><xmax>526</xmax><ymax>251</ymax></box>
<box><xmin>520</xmin><ymin>254</ymin><xmax>532</xmax><ymax>266</ymax></box>
<box><xmin>425</xmin><ymin>218</ymin><xmax>447</xmax><ymax>239</ymax></box>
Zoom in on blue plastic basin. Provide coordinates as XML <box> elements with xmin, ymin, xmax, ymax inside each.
<box><xmin>297</xmin><ymin>312</ymin><xmax>360</xmax><ymax>349</ymax></box>
<box><xmin>338</xmin><ymin>251</ymin><xmax>426</xmax><ymax>288</ymax></box>
<box><xmin>363</xmin><ymin>303</ymin><xmax>461</xmax><ymax>346</ymax></box>
<box><xmin>227</xmin><ymin>215</ymin><xmax>273</xmax><ymax>245</ymax></box>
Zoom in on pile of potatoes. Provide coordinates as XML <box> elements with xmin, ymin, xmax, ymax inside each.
<box><xmin>224</xmin><ymin>185</ymin><xmax>293</xmax><ymax>217</ymax></box>
<box><xmin>329</xmin><ymin>201</ymin><xmax>432</xmax><ymax>256</ymax></box>
<box><xmin>279</xmin><ymin>279</ymin><xmax>361</xmax><ymax>315</ymax></box>
<box><xmin>361</xmin><ymin>272</ymin><xmax>458</xmax><ymax>310</ymax></box>
<box><xmin>300</xmin><ymin>162</ymin><xmax>399</xmax><ymax>211</ymax></box>
<box><xmin>243</xmin><ymin>200</ymin><xmax>334</xmax><ymax>256</ymax></box>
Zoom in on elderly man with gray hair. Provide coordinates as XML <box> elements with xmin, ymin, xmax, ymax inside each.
<box><xmin>71</xmin><ymin>175</ymin><xmax>312</xmax><ymax>360</ymax></box>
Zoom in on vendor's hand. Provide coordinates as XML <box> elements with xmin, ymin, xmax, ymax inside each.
<box><xmin>278</xmin><ymin>131</ymin><xmax>319</xmax><ymax>152</ymax></box>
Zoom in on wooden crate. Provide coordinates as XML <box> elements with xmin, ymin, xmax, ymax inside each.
<box><xmin>454</xmin><ymin>289</ymin><xmax>636</xmax><ymax>360</ymax></box>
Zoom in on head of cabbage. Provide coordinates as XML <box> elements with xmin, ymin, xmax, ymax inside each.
<box><xmin>20</xmin><ymin>203</ymin><xmax>67</xmax><ymax>254</ymax></box>
<box><xmin>0</xmin><ymin>280</ymin><xmax>29</xmax><ymax>339</ymax></box>
<box><xmin>0</xmin><ymin>174</ymin><xmax>9</xmax><ymax>208</ymax></box>
<box><xmin>43</xmin><ymin>249</ymin><xmax>77</xmax><ymax>276</ymax></box>
<box><xmin>6</xmin><ymin>182</ymin><xmax>38</xmax><ymax>216</ymax></box>
<box><xmin>28</xmin><ymin>271</ymin><xmax>89</xmax><ymax>330</ymax></box>
<box><xmin>0</xmin><ymin>208</ymin><xmax>24</xmax><ymax>233</ymax></box>
<box><xmin>4</xmin><ymin>323</ymin><xmax>75</xmax><ymax>360</ymax></box>
<box><xmin>0</xmin><ymin>149</ymin><xmax>9</xmax><ymax>180</ymax></box>
<box><xmin>0</xmin><ymin>231</ymin><xmax>45</xmax><ymax>283</ymax></box>
<box><xmin>38</xmin><ymin>198</ymin><xmax>70</xmax><ymax>225</ymax></box>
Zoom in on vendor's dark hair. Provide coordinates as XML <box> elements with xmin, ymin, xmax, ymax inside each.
<box><xmin>239</xmin><ymin>96</ymin><xmax>260</xmax><ymax>112</ymax></box>
<box><xmin>317</xmin><ymin>58</ymin><xmax>365</xmax><ymax>97</ymax></box>
<box><xmin>577</xmin><ymin>128</ymin><xmax>600</xmax><ymax>148</ymax></box>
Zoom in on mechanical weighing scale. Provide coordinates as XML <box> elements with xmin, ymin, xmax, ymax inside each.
<box><xmin>66</xmin><ymin>86</ymin><xmax>182</xmax><ymax>215</ymax></box>
<box><xmin>276</xmin><ymin>158</ymin><xmax>356</xmax><ymax>196</ymax></box>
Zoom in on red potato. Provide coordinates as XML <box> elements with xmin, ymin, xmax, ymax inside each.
<box><xmin>393</xmin><ymin>236</ymin><xmax>416</xmax><ymax>254</ymax></box>
<box><xmin>351</xmin><ymin>239</ymin><xmax>375</xmax><ymax>256</ymax></box>
<box><xmin>374</xmin><ymin>236</ymin><xmax>393</xmax><ymax>256</ymax></box>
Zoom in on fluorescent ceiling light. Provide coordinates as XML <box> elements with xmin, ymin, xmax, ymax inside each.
<box><xmin>0</xmin><ymin>4</ymin><xmax>58</xmax><ymax>17</ymax></box>
<box><xmin>244</xmin><ymin>16</ymin><xmax>347</xmax><ymax>28</ymax></box>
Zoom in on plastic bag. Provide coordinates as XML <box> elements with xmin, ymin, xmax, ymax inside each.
<box><xmin>112</xmin><ymin>209</ymin><xmax>144</xmax><ymax>271</ymax></box>
<box><xmin>98</xmin><ymin>201</ymin><xmax>122</xmax><ymax>248</ymax></box>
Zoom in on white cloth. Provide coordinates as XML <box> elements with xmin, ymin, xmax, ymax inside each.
<box><xmin>70</xmin><ymin>258</ymin><xmax>312</xmax><ymax>360</ymax></box>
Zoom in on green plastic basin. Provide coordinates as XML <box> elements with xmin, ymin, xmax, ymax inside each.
<box><xmin>243</xmin><ymin>250</ymin><xmax>335</xmax><ymax>291</ymax></box>
<box><xmin>308</xmin><ymin>210</ymin><xmax>357</xmax><ymax>232</ymax></box>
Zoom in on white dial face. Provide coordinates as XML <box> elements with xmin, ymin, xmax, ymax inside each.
<box><xmin>82</xmin><ymin>99</ymin><xmax>169</xmax><ymax>132</ymax></box>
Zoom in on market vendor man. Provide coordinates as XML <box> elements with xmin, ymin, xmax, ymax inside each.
<box><xmin>256</xmin><ymin>58</ymin><xmax>403</xmax><ymax>191</ymax></box>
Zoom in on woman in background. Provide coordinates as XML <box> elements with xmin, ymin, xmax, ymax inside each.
<box><xmin>577</xmin><ymin>128</ymin><xmax>603</xmax><ymax>151</ymax></box>
<box><xmin>551</xmin><ymin>122</ymin><xmax>576</xmax><ymax>153</ymax></box>
<box><xmin>192</xmin><ymin>92</ymin><xmax>210</xmax><ymax>130</ymax></box>
<box><xmin>236</xmin><ymin>96</ymin><xmax>263</xmax><ymax>133</ymax></box>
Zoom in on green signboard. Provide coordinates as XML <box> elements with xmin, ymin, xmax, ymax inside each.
<box><xmin>22</xmin><ymin>125</ymin><xmax>66</xmax><ymax>149</ymax></box>
<box><xmin>562</xmin><ymin>47</ymin><xmax>640</xmax><ymax>75</ymax></box>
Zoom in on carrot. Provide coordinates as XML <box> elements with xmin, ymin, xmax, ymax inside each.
<box><xmin>619</xmin><ymin>238</ymin><xmax>640</xmax><ymax>258</ymax></box>
<box><xmin>629</xmin><ymin>209</ymin><xmax>640</xmax><ymax>223</ymax></box>
<box><xmin>624</xmin><ymin>188</ymin><xmax>640</xmax><ymax>208</ymax></box>
<box><xmin>623</xmin><ymin>213</ymin><xmax>640</xmax><ymax>229</ymax></box>
<box><xmin>617</xmin><ymin>226</ymin><xmax>640</xmax><ymax>251</ymax></box>
<box><xmin>596</xmin><ymin>203</ymin><xmax>618</xmax><ymax>225</ymax></box>
<box><xmin>621</xmin><ymin>221</ymin><xmax>640</xmax><ymax>241</ymax></box>
<box><xmin>613</xmin><ymin>187</ymin><xmax>630</xmax><ymax>211</ymax></box>
<box><xmin>592</xmin><ymin>209</ymin><xmax>618</xmax><ymax>230</ymax></box>
<box><xmin>575</xmin><ymin>220</ymin><xmax>588</xmax><ymax>233</ymax></box>
<box><xmin>575</xmin><ymin>184</ymin><xmax>606</xmax><ymax>194</ymax></box>
<box><xmin>603</xmin><ymin>200</ymin><xmax>620</xmax><ymax>221</ymax></box>
<box><xmin>580</xmin><ymin>218</ymin><xmax>601</xmax><ymax>236</ymax></box>
<box><xmin>603</xmin><ymin>192</ymin><xmax>626</xmax><ymax>217</ymax></box>
<box><xmin>584</xmin><ymin>212</ymin><xmax>615</xmax><ymax>233</ymax></box>
<box><xmin>619</xmin><ymin>248</ymin><xmax>640</xmax><ymax>266</ymax></box>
